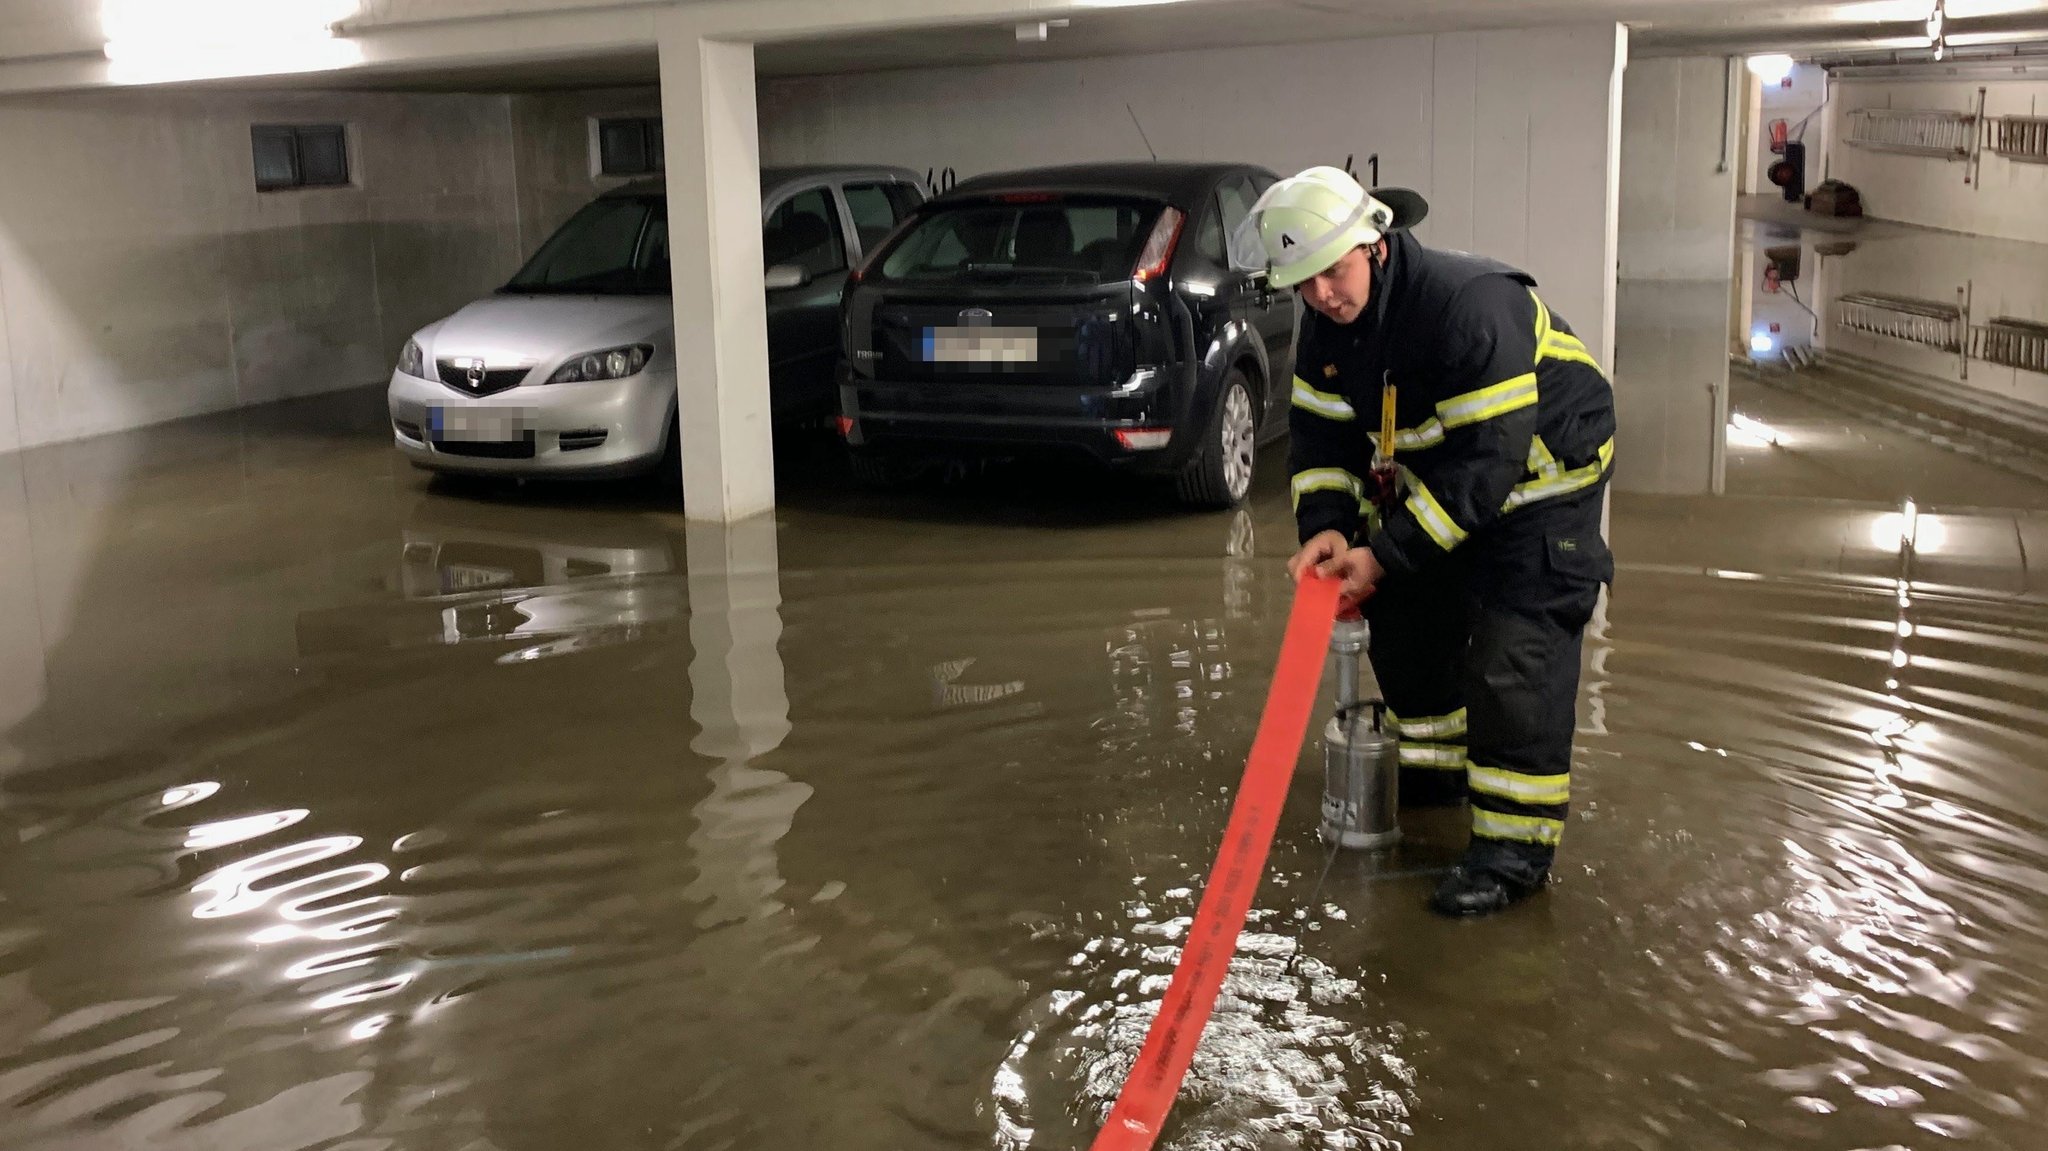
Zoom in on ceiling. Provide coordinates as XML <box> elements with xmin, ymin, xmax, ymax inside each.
<box><xmin>752</xmin><ymin>0</ymin><xmax>2041</xmax><ymax>74</ymax></box>
<box><xmin>201</xmin><ymin>0</ymin><xmax>2048</xmax><ymax>93</ymax></box>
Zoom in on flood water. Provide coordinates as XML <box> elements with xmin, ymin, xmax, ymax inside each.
<box><xmin>2</xmin><ymin>382</ymin><xmax>2046</xmax><ymax>1150</ymax></box>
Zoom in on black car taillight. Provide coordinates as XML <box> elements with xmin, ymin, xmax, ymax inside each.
<box><xmin>1132</xmin><ymin>207</ymin><xmax>1185</xmax><ymax>284</ymax></box>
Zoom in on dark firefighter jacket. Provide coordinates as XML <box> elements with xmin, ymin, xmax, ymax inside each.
<box><xmin>1288</xmin><ymin>230</ymin><xmax>1617</xmax><ymax>576</ymax></box>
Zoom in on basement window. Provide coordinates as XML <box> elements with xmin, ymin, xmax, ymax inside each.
<box><xmin>597</xmin><ymin>117</ymin><xmax>664</xmax><ymax>177</ymax></box>
<box><xmin>252</xmin><ymin>125</ymin><xmax>351</xmax><ymax>192</ymax></box>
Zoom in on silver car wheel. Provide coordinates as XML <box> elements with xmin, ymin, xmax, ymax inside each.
<box><xmin>1221</xmin><ymin>383</ymin><xmax>1256</xmax><ymax>502</ymax></box>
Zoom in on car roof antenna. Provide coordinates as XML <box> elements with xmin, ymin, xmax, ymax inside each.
<box><xmin>1127</xmin><ymin>103</ymin><xmax>1158</xmax><ymax>162</ymax></box>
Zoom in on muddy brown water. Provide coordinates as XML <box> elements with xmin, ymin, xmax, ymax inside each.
<box><xmin>1</xmin><ymin>389</ymin><xmax>2044</xmax><ymax>1149</ymax></box>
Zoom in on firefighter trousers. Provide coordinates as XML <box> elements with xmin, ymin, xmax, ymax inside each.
<box><xmin>1363</xmin><ymin>482</ymin><xmax>1612</xmax><ymax>882</ymax></box>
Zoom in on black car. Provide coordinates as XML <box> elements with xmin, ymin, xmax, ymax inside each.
<box><xmin>836</xmin><ymin>162</ymin><xmax>1298</xmax><ymax>507</ymax></box>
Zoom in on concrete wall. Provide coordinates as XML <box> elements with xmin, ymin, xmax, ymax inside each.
<box><xmin>510</xmin><ymin>87</ymin><xmax>662</xmax><ymax>254</ymax></box>
<box><xmin>758</xmin><ymin>23</ymin><xmax>1629</xmax><ymax>371</ymax></box>
<box><xmin>1830</xmin><ymin>77</ymin><xmax>2048</xmax><ymax>245</ymax></box>
<box><xmin>1619</xmin><ymin>56</ymin><xmax>1737</xmax><ymax>281</ymax></box>
<box><xmin>0</xmin><ymin>88</ymin><xmax>534</xmax><ymax>453</ymax></box>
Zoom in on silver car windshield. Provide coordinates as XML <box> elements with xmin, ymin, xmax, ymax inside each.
<box><xmin>505</xmin><ymin>197</ymin><xmax>669</xmax><ymax>296</ymax></box>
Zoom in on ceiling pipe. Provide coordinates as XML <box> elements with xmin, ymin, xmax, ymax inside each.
<box><xmin>1814</xmin><ymin>40</ymin><xmax>2048</xmax><ymax>77</ymax></box>
<box><xmin>1633</xmin><ymin>10</ymin><xmax>2048</xmax><ymax>58</ymax></box>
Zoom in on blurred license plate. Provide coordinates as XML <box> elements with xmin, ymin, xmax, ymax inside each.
<box><xmin>923</xmin><ymin>326</ymin><xmax>1038</xmax><ymax>364</ymax></box>
<box><xmin>442</xmin><ymin>563</ymin><xmax>516</xmax><ymax>593</ymax></box>
<box><xmin>429</xmin><ymin>407</ymin><xmax>530</xmax><ymax>442</ymax></box>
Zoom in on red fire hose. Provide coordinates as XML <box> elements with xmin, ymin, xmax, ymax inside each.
<box><xmin>1088</xmin><ymin>574</ymin><xmax>1344</xmax><ymax>1151</ymax></box>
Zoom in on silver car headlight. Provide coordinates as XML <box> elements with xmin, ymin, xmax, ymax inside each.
<box><xmin>397</xmin><ymin>339</ymin><xmax>426</xmax><ymax>378</ymax></box>
<box><xmin>548</xmin><ymin>344</ymin><xmax>652</xmax><ymax>384</ymax></box>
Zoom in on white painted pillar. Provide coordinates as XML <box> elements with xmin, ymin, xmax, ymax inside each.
<box><xmin>1741</xmin><ymin>74</ymin><xmax>1765</xmax><ymax>197</ymax></box>
<box><xmin>1597</xmin><ymin>23</ymin><xmax>1629</xmax><ymax>376</ymax></box>
<box><xmin>659</xmin><ymin>16</ymin><xmax>776</xmax><ymax>522</ymax></box>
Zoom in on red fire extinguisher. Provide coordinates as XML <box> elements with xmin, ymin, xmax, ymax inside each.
<box><xmin>1769</xmin><ymin>119</ymin><xmax>1789</xmax><ymax>155</ymax></box>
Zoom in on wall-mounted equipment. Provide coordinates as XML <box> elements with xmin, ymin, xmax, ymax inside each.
<box><xmin>1837</xmin><ymin>292</ymin><xmax>2048</xmax><ymax>381</ymax></box>
<box><xmin>1768</xmin><ymin>141</ymin><xmax>1807</xmax><ymax>202</ymax></box>
<box><xmin>1988</xmin><ymin>116</ymin><xmax>2048</xmax><ymax>165</ymax></box>
<box><xmin>1836</xmin><ymin>293</ymin><xmax>1966</xmax><ymax>352</ymax></box>
<box><xmin>1845</xmin><ymin>89</ymin><xmax>1990</xmax><ymax>185</ymax></box>
<box><xmin>1973</xmin><ymin>319</ymin><xmax>2048</xmax><ymax>375</ymax></box>
<box><xmin>1846</xmin><ymin>107</ymin><xmax>1975</xmax><ymax>159</ymax></box>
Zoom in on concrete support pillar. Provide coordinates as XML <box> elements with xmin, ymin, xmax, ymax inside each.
<box><xmin>1740</xmin><ymin>73</ymin><xmax>1765</xmax><ymax>197</ymax></box>
<box><xmin>1597</xmin><ymin>23</ymin><xmax>1629</xmax><ymax>376</ymax></box>
<box><xmin>1615</xmin><ymin>55</ymin><xmax>1741</xmax><ymax>496</ymax></box>
<box><xmin>659</xmin><ymin>17</ymin><xmax>775</xmax><ymax>522</ymax></box>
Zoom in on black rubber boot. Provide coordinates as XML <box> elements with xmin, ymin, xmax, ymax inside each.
<box><xmin>1428</xmin><ymin>844</ymin><xmax>1550</xmax><ymax>918</ymax></box>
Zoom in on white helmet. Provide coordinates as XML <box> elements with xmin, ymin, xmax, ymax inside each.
<box><xmin>1234</xmin><ymin>166</ymin><xmax>1429</xmax><ymax>288</ymax></box>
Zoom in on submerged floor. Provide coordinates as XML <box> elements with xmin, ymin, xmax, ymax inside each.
<box><xmin>1</xmin><ymin>386</ymin><xmax>2045</xmax><ymax>1150</ymax></box>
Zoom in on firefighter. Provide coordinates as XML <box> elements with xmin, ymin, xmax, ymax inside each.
<box><xmin>1239</xmin><ymin>166</ymin><xmax>1616</xmax><ymax>917</ymax></box>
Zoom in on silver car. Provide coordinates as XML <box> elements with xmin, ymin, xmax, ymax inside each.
<box><xmin>388</xmin><ymin>165</ymin><xmax>925</xmax><ymax>478</ymax></box>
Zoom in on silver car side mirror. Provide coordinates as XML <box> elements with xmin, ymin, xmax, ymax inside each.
<box><xmin>764</xmin><ymin>264</ymin><xmax>809</xmax><ymax>291</ymax></box>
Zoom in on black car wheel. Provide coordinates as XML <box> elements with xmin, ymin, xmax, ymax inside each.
<box><xmin>1176</xmin><ymin>371</ymin><xmax>1258</xmax><ymax>509</ymax></box>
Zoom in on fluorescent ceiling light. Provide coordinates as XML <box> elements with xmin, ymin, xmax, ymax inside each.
<box><xmin>102</xmin><ymin>0</ymin><xmax>361</xmax><ymax>84</ymax></box>
<box><xmin>1747</xmin><ymin>54</ymin><xmax>1796</xmax><ymax>84</ymax></box>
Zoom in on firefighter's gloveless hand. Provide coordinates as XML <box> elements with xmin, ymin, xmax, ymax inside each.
<box><xmin>1288</xmin><ymin>530</ymin><xmax>1384</xmax><ymax>606</ymax></box>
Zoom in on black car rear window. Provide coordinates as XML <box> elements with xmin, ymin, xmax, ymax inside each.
<box><xmin>876</xmin><ymin>197</ymin><xmax>1157</xmax><ymax>283</ymax></box>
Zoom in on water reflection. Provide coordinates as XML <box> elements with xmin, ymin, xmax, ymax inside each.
<box><xmin>296</xmin><ymin>500</ymin><xmax>687</xmax><ymax>663</ymax></box>
<box><xmin>1696</xmin><ymin>201</ymin><xmax>2048</xmax><ymax>510</ymax></box>
<box><xmin>682</xmin><ymin>515</ymin><xmax>803</xmax><ymax>929</ymax></box>
<box><xmin>2</xmin><ymin>403</ymin><xmax>2048</xmax><ymax>1147</ymax></box>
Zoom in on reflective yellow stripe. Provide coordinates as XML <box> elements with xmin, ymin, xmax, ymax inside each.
<box><xmin>1503</xmin><ymin>437</ymin><xmax>1614</xmax><ymax>512</ymax></box>
<box><xmin>1527</xmin><ymin>435</ymin><xmax>1558</xmax><ymax>471</ymax></box>
<box><xmin>1400</xmin><ymin>743</ymin><xmax>1467</xmax><ymax>769</ymax></box>
<box><xmin>1437</xmin><ymin>372</ymin><xmax>1538</xmax><ymax>429</ymax></box>
<box><xmin>1406</xmin><ymin>479</ymin><xmax>1467</xmax><ymax>550</ymax></box>
<box><xmin>1291</xmin><ymin>467</ymin><xmax>1364</xmax><ymax>510</ymax></box>
<box><xmin>1532</xmin><ymin>287</ymin><xmax>1605</xmax><ymax>374</ymax></box>
<box><xmin>1541</xmin><ymin>332</ymin><xmax>1605</xmax><ymax>373</ymax></box>
<box><xmin>1391</xmin><ymin>708</ymin><xmax>1467</xmax><ymax>740</ymax></box>
<box><xmin>1371</xmin><ymin>420</ymin><xmax>1446</xmax><ymax>455</ymax></box>
<box><xmin>1468</xmin><ymin>764</ymin><xmax>1571</xmax><ymax>806</ymax></box>
<box><xmin>1473</xmin><ymin>809</ymin><xmax>1566</xmax><ymax>846</ymax></box>
<box><xmin>1544</xmin><ymin>331</ymin><xmax>1592</xmax><ymax>358</ymax></box>
<box><xmin>1291</xmin><ymin>377</ymin><xmax>1356</xmax><ymax>421</ymax></box>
